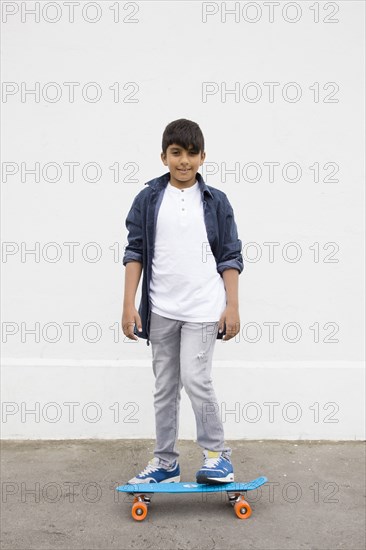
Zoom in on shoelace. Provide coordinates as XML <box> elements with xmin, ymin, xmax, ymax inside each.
<box><xmin>203</xmin><ymin>456</ymin><xmax>222</xmax><ymax>468</ymax></box>
<box><xmin>138</xmin><ymin>460</ymin><xmax>159</xmax><ymax>476</ymax></box>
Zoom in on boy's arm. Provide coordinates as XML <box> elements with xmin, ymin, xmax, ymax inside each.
<box><xmin>122</xmin><ymin>194</ymin><xmax>143</xmax><ymax>266</ymax></box>
<box><xmin>122</xmin><ymin>261</ymin><xmax>143</xmax><ymax>338</ymax></box>
<box><xmin>123</xmin><ymin>261</ymin><xmax>143</xmax><ymax>308</ymax></box>
<box><xmin>216</xmin><ymin>197</ymin><xmax>244</xmax><ymax>276</ymax></box>
<box><xmin>219</xmin><ymin>268</ymin><xmax>240</xmax><ymax>341</ymax></box>
<box><xmin>122</xmin><ymin>194</ymin><xmax>144</xmax><ymax>338</ymax></box>
<box><xmin>217</xmin><ymin>196</ymin><xmax>242</xmax><ymax>340</ymax></box>
<box><xmin>222</xmin><ymin>268</ymin><xmax>239</xmax><ymax>308</ymax></box>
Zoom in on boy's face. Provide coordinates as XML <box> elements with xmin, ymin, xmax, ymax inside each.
<box><xmin>161</xmin><ymin>143</ymin><xmax>206</xmax><ymax>188</ymax></box>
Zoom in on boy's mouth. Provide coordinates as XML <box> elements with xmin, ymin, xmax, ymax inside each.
<box><xmin>178</xmin><ymin>168</ymin><xmax>190</xmax><ymax>173</ymax></box>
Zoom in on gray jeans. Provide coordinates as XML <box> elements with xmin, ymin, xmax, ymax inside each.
<box><xmin>149</xmin><ymin>310</ymin><xmax>232</xmax><ymax>466</ymax></box>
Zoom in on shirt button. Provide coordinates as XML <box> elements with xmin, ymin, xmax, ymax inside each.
<box><xmin>181</xmin><ymin>189</ymin><xmax>184</xmax><ymax>192</ymax></box>
<box><xmin>182</xmin><ymin>208</ymin><xmax>185</xmax><ymax>211</ymax></box>
<box><xmin>181</xmin><ymin>198</ymin><xmax>184</xmax><ymax>201</ymax></box>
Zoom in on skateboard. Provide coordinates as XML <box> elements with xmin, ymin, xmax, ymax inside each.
<box><xmin>116</xmin><ymin>476</ymin><xmax>267</xmax><ymax>521</ymax></box>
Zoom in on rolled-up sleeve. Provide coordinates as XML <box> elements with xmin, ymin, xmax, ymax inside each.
<box><xmin>122</xmin><ymin>195</ymin><xmax>143</xmax><ymax>266</ymax></box>
<box><xmin>216</xmin><ymin>197</ymin><xmax>244</xmax><ymax>275</ymax></box>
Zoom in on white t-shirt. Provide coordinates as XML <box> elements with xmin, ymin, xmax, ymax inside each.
<box><xmin>149</xmin><ymin>180</ymin><xmax>227</xmax><ymax>322</ymax></box>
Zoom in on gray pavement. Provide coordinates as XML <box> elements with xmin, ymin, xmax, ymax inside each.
<box><xmin>1</xmin><ymin>440</ymin><xmax>365</xmax><ymax>550</ymax></box>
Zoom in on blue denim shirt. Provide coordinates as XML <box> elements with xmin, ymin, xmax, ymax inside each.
<box><xmin>122</xmin><ymin>171</ymin><xmax>244</xmax><ymax>346</ymax></box>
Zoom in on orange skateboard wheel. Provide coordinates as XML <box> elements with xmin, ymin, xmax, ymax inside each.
<box><xmin>131</xmin><ymin>501</ymin><xmax>148</xmax><ymax>521</ymax></box>
<box><xmin>234</xmin><ymin>497</ymin><xmax>252</xmax><ymax>519</ymax></box>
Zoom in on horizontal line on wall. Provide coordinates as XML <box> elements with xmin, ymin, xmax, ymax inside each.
<box><xmin>1</xmin><ymin>358</ymin><xmax>365</xmax><ymax>369</ymax></box>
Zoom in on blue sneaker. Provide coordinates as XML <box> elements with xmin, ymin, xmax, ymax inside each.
<box><xmin>128</xmin><ymin>458</ymin><xmax>180</xmax><ymax>484</ymax></box>
<box><xmin>196</xmin><ymin>450</ymin><xmax>234</xmax><ymax>484</ymax></box>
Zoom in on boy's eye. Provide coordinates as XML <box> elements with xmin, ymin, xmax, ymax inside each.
<box><xmin>170</xmin><ymin>150</ymin><xmax>197</xmax><ymax>156</ymax></box>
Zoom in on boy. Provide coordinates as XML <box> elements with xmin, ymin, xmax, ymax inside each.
<box><xmin>121</xmin><ymin>119</ymin><xmax>243</xmax><ymax>484</ymax></box>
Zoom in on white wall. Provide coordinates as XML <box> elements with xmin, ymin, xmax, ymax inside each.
<box><xmin>1</xmin><ymin>1</ymin><xmax>365</xmax><ymax>439</ymax></box>
<box><xmin>1</xmin><ymin>360</ymin><xmax>365</xmax><ymax>440</ymax></box>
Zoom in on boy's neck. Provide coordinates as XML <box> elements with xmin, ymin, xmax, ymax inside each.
<box><xmin>168</xmin><ymin>177</ymin><xmax>198</xmax><ymax>190</ymax></box>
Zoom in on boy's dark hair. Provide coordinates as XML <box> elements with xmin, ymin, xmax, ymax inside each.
<box><xmin>162</xmin><ymin>119</ymin><xmax>205</xmax><ymax>155</ymax></box>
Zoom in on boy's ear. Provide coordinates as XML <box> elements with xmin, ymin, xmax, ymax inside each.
<box><xmin>161</xmin><ymin>152</ymin><xmax>168</xmax><ymax>166</ymax></box>
<box><xmin>200</xmin><ymin>151</ymin><xmax>206</xmax><ymax>165</ymax></box>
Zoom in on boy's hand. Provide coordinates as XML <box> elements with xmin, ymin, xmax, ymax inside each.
<box><xmin>121</xmin><ymin>306</ymin><xmax>142</xmax><ymax>341</ymax></box>
<box><xmin>218</xmin><ymin>305</ymin><xmax>240</xmax><ymax>341</ymax></box>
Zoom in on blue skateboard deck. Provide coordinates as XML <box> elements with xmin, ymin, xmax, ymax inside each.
<box><xmin>116</xmin><ymin>476</ymin><xmax>267</xmax><ymax>521</ymax></box>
